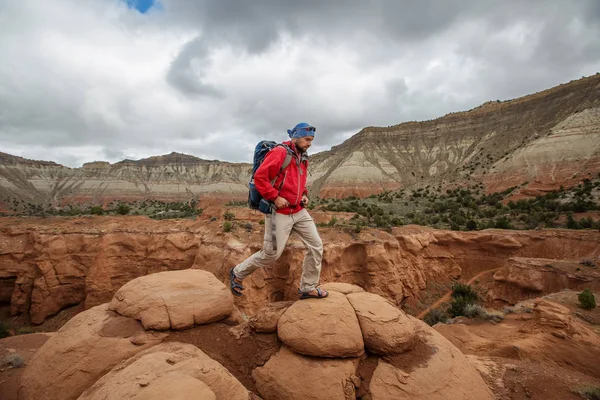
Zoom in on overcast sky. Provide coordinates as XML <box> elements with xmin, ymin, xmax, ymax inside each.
<box><xmin>1</xmin><ymin>0</ymin><xmax>599</xmax><ymax>167</ymax></box>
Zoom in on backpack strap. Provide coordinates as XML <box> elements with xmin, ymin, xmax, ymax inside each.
<box><xmin>270</xmin><ymin>145</ymin><xmax>294</xmax><ymax>186</ymax></box>
<box><xmin>268</xmin><ymin>145</ymin><xmax>294</xmax><ymax>253</ymax></box>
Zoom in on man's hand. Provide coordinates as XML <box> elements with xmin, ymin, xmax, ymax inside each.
<box><xmin>301</xmin><ymin>195</ymin><xmax>309</xmax><ymax>207</ymax></box>
<box><xmin>274</xmin><ymin>196</ymin><xmax>290</xmax><ymax>209</ymax></box>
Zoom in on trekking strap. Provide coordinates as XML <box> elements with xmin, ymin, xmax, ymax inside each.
<box><xmin>270</xmin><ymin>207</ymin><xmax>277</xmax><ymax>252</ymax></box>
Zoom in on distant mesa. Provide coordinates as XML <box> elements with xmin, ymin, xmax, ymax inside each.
<box><xmin>82</xmin><ymin>161</ymin><xmax>111</xmax><ymax>169</ymax></box>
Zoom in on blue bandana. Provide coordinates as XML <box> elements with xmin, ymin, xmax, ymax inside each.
<box><xmin>287</xmin><ymin>122</ymin><xmax>316</xmax><ymax>139</ymax></box>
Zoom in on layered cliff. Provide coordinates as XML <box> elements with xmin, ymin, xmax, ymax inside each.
<box><xmin>0</xmin><ymin>151</ymin><xmax>251</xmax><ymax>207</ymax></box>
<box><xmin>1</xmin><ymin>75</ymin><xmax>599</xmax><ymax>206</ymax></box>
<box><xmin>309</xmin><ymin>74</ymin><xmax>600</xmax><ymax>197</ymax></box>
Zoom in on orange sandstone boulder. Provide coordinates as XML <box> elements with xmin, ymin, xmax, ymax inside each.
<box><xmin>347</xmin><ymin>292</ymin><xmax>415</xmax><ymax>354</ymax></box>
<box><xmin>78</xmin><ymin>342</ymin><xmax>249</xmax><ymax>400</ymax></box>
<box><xmin>18</xmin><ymin>304</ymin><xmax>165</xmax><ymax>400</ymax></box>
<box><xmin>109</xmin><ymin>270</ymin><xmax>233</xmax><ymax>330</ymax></box>
<box><xmin>369</xmin><ymin>318</ymin><xmax>494</xmax><ymax>400</ymax></box>
<box><xmin>252</xmin><ymin>346</ymin><xmax>359</xmax><ymax>400</ymax></box>
<box><xmin>321</xmin><ymin>282</ymin><xmax>365</xmax><ymax>295</ymax></box>
<box><xmin>248</xmin><ymin>301</ymin><xmax>294</xmax><ymax>333</ymax></box>
<box><xmin>277</xmin><ymin>291</ymin><xmax>364</xmax><ymax>358</ymax></box>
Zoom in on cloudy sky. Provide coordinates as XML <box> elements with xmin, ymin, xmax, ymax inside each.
<box><xmin>1</xmin><ymin>0</ymin><xmax>599</xmax><ymax>167</ymax></box>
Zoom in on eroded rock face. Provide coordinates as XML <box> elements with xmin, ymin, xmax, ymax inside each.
<box><xmin>347</xmin><ymin>292</ymin><xmax>415</xmax><ymax>355</ymax></box>
<box><xmin>252</xmin><ymin>346</ymin><xmax>359</xmax><ymax>400</ymax></box>
<box><xmin>2</xmin><ymin>218</ymin><xmax>600</xmax><ymax>324</ymax></box>
<box><xmin>321</xmin><ymin>282</ymin><xmax>365</xmax><ymax>294</ymax></box>
<box><xmin>248</xmin><ymin>301</ymin><xmax>294</xmax><ymax>333</ymax></box>
<box><xmin>488</xmin><ymin>257</ymin><xmax>600</xmax><ymax>307</ymax></box>
<box><xmin>369</xmin><ymin>318</ymin><xmax>495</xmax><ymax>400</ymax></box>
<box><xmin>277</xmin><ymin>291</ymin><xmax>364</xmax><ymax>358</ymax></box>
<box><xmin>18</xmin><ymin>304</ymin><xmax>166</xmax><ymax>400</ymax></box>
<box><xmin>109</xmin><ymin>269</ymin><xmax>233</xmax><ymax>330</ymax></box>
<box><xmin>78</xmin><ymin>342</ymin><xmax>249</xmax><ymax>400</ymax></box>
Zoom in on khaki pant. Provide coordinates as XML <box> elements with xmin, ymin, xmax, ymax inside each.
<box><xmin>233</xmin><ymin>208</ymin><xmax>323</xmax><ymax>293</ymax></box>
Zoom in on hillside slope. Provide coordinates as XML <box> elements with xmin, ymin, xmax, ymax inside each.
<box><xmin>1</xmin><ymin>75</ymin><xmax>599</xmax><ymax>207</ymax></box>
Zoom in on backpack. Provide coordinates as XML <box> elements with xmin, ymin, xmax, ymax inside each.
<box><xmin>248</xmin><ymin>141</ymin><xmax>294</xmax><ymax>213</ymax></box>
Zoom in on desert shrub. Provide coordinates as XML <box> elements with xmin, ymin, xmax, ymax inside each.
<box><xmin>223</xmin><ymin>221</ymin><xmax>233</xmax><ymax>232</ymax></box>
<box><xmin>90</xmin><ymin>206</ymin><xmax>104</xmax><ymax>215</ymax></box>
<box><xmin>462</xmin><ymin>304</ymin><xmax>487</xmax><ymax>319</ymax></box>
<box><xmin>572</xmin><ymin>385</ymin><xmax>600</xmax><ymax>400</ymax></box>
<box><xmin>117</xmin><ymin>204</ymin><xmax>130</xmax><ymax>215</ymax></box>
<box><xmin>578</xmin><ymin>289</ymin><xmax>596</xmax><ymax>310</ymax></box>
<box><xmin>223</xmin><ymin>210</ymin><xmax>235</xmax><ymax>221</ymax></box>
<box><xmin>447</xmin><ymin>296</ymin><xmax>474</xmax><ymax>318</ymax></box>
<box><xmin>328</xmin><ymin>216</ymin><xmax>337</xmax><ymax>227</ymax></box>
<box><xmin>424</xmin><ymin>309</ymin><xmax>448</xmax><ymax>326</ymax></box>
<box><xmin>244</xmin><ymin>223</ymin><xmax>253</xmax><ymax>232</ymax></box>
<box><xmin>0</xmin><ymin>320</ymin><xmax>9</xmax><ymax>338</ymax></box>
<box><xmin>258</xmin><ymin>219</ymin><xmax>265</xmax><ymax>225</ymax></box>
<box><xmin>485</xmin><ymin>310</ymin><xmax>505</xmax><ymax>323</ymax></box>
<box><xmin>494</xmin><ymin>217</ymin><xmax>512</xmax><ymax>229</ymax></box>
<box><xmin>448</xmin><ymin>283</ymin><xmax>479</xmax><ymax>317</ymax></box>
<box><xmin>451</xmin><ymin>283</ymin><xmax>479</xmax><ymax>303</ymax></box>
<box><xmin>466</xmin><ymin>220</ymin><xmax>478</xmax><ymax>231</ymax></box>
<box><xmin>580</xmin><ymin>259</ymin><xmax>596</xmax><ymax>268</ymax></box>
<box><xmin>450</xmin><ymin>222</ymin><xmax>461</xmax><ymax>231</ymax></box>
<box><xmin>3</xmin><ymin>353</ymin><xmax>25</xmax><ymax>368</ymax></box>
<box><xmin>16</xmin><ymin>327</ymin><xmax>34</xmax><ymax>335</ymax></box>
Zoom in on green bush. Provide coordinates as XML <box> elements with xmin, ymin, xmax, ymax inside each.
<box><xmin>578</xmin><ymin>289</ymin><xmax>596</xmax><ymax>310</ymax></box>
<box><xmin>447</xmin><ymin>283</ymin><xmax>479</xmax><ymax>317</ymax></box>
<box><xmin>117</xmin><ymin>204</ymin><xmax>130</xmax><ymax>215</ymax></box>
<box><xmin>424</xmin><ymin>308</ymin><xmax>448</xmax><ymax>326</ymax></box>
<box><xmin>223</xmin><ymin>221</ymin><xmax>233</xmax><ymax>232</ymax></box>
<box><xmin>0</xmin><ymin>320</ymin><xmax>9</xmax><ymax>338</ymax></box>
<box><xmin>90</xmin><ymin>206</ymin><xmax>104</xmax><ymax>215</ymax></box>
<box><xmin>223</xmin><ymin>210</ymin><xmax>235</xmax><ymax>221</ymax></box>
<box><xmin>451</xmin><ymin>283</ymin><xmax>478</xmax><ymax>303</ymax></box>
<box><xmin>572</xmin><ymin>385</ymin><xmax>600</xmax><ymax>400</ymax></box>
<box><xmin>16</xmin><ymin>326</ymin><xmax>34</xmax><ymax>335</ymax></box>
<box><xmin>447</xmin><ymin>296</ymin><xmax>474</xmax><ymax>318</ymax></box>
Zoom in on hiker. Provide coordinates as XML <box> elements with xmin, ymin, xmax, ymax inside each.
<box><xmin>229</xmin><ymin>122</ymin><xmax>329</xmax><ymax>300</ymax></box>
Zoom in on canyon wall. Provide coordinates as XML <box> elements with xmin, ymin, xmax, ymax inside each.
<box><xmin>1</xmin><ymin>216</ymin><xmax>599</xmax><ymax>324</ymax></box>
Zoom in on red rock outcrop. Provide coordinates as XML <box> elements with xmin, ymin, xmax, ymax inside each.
<box><xmin>18</xmin><ymin>304</ymin><xmax>166</xmax><ymax>400</ymax></box>
<box><xmin>18</xmin><ymin>270</ymin><xmax>492</xmax><ymax>400</ymax></box>
<box><xmin>1</xmin><ymin>217</ymin><xmax>599</xmax><ymax>324</ymax></box>
<box><xmin>488</xmin><ymin>257</ymin><xmax>600</xmax><ymax>306</ymax></box>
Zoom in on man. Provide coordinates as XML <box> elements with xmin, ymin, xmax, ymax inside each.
<box><xmin>229</xmin><ymin>122</ymin><xmax>328</xmax><ymax>300</ymax></box>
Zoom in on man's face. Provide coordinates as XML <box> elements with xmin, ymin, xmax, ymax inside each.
<box><xmin>293</xmin><ymin>136</ymin><xmax>314</xmax><ymax>153</ymax></box>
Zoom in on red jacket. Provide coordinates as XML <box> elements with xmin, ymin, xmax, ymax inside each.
<box><xmin>254</xmin><ymin>141</ymin><xmax>308</xmax><ymax>215</ymax></box>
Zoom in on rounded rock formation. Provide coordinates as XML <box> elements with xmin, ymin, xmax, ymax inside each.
<box><xmin>78</xmin><ymin>342</ymin><xmax>249</xmax><ymax>400</ymax></box>
<box><xmin>347</xmin><ymin>291</ymin><xmax>415</xmax><ymax>354</ymax></box>
<box><xmin>109</xmin><ymin>269</ymin><xmax>233</xmax><ymax>330</ymax></box>
<box><xmin>369</xmin><ymin>317</ymin><xmax>494</xmax><ymax>400</ymax></box>
<box><xmin>252</xmin><ymin>346</ymin><xmax>359</xmax><ymax>400</ymax></box>
<box><xmin>277</xmin><ymin>291</ymin><xmax>364</xmax><ymax>357</ymax></box>
<box><xmin>18</xmin><ymin>304</ymin><xmax>165</xmax><ymax>400</ymax></box>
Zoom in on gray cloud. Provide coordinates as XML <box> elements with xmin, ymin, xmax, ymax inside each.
<box><xmin>1</xmin><ymin>0</ymin><xmax>600</xmax><ymax>167</ymax></box>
